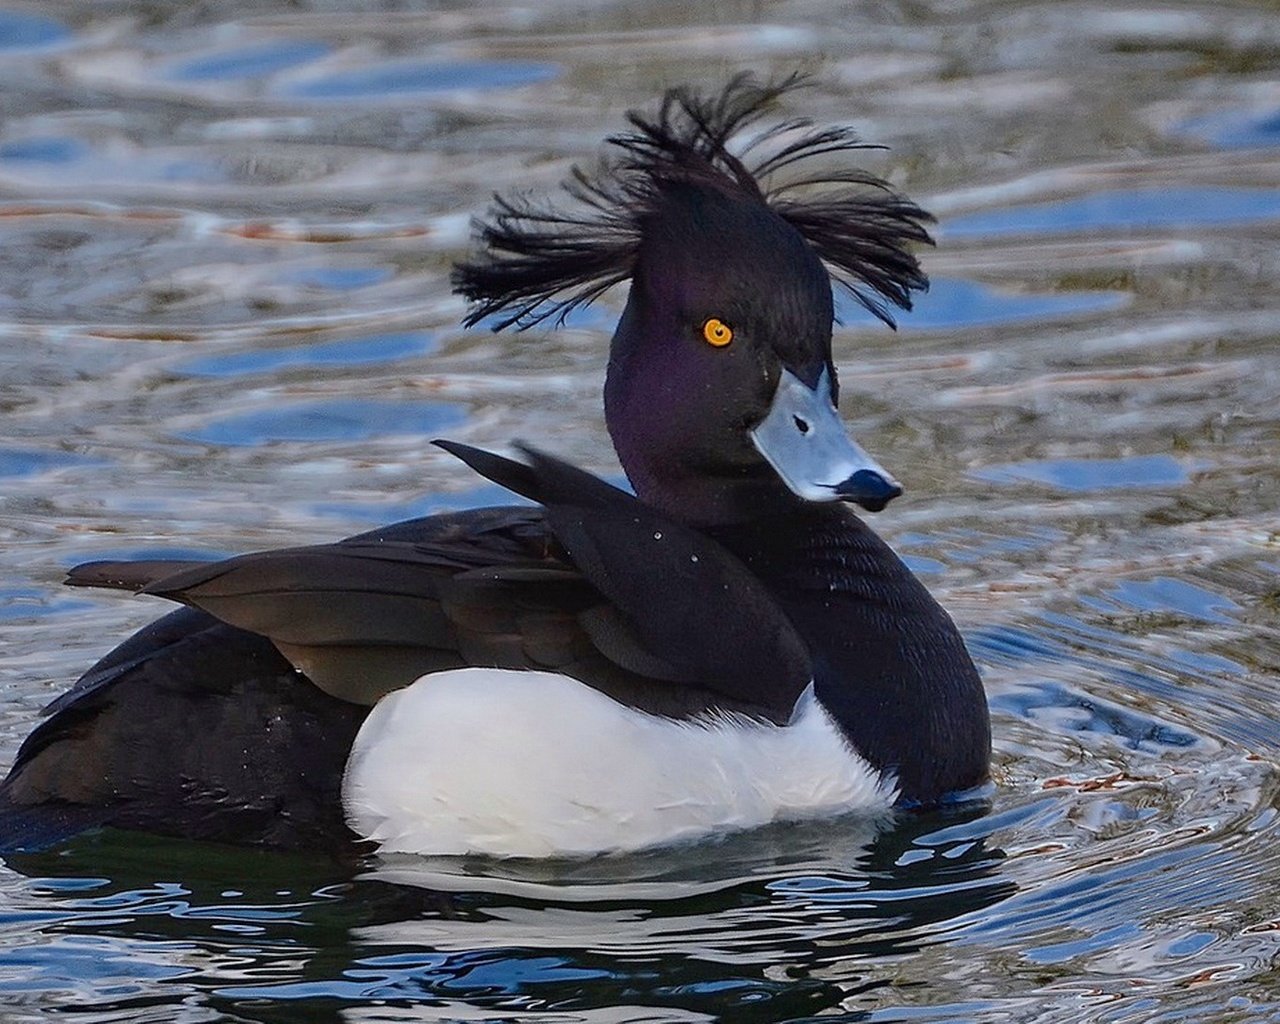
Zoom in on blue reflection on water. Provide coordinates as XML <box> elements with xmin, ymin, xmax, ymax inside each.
<box><xmin>1216</xmin><ymin>109</ymin><xmax>1280</xmax><ymax>148</ymax></box>
<box><xmin>1094</xmin><ymin>576</ymin><xmax>1242</xmax><ymax>624</ymax></box>
<box><xmin>169</xmin><ymin>40</ymin><xmax>330</xmax><ymax>81</ymax></box>
<box><xmin>837</xmin><ymin>277</ymin><xmax>1126</xmax><ymax>329</ymax></box>
<box><xmin>181</xmin><ymin>399</ymin><xmax>465</xmax><ymax>446</ymax></box>
<box><xmin>58</xmin><ymin>546</ymin><xmax>233</xmax><ymax>568</ymax></box>
<box><xmin>973</xmin><ymin>601</ymin><xmax>1280</xmax><ymax>750</ymax></box>
<box><xmin>1165</xmin><ymin>646</ymin><xmax>1245</xmax><ymax>676</ymax></box>
<box><xmin>990</xmin><ymin>677</ymin><xmax>1200</xmax><ymax>750</ymax></box>
<box><xmin>1029</xmin><ymin>922</ymin><xmax>1145</xmax><ymax>965</ymax></box>
<box><xmin>283</xmin><ymin>266</ymin><xmax>393</xmax><ymax>291</ymax></box>
<box><xmin>0</xmin><ymin>450</ymin><xmax>95</xmax><ymax>477</ymax></box>
<box><xmin>0</xmin><ymin>137</ymin><xmax>222</xmax><ymax>182</ymax></box>
<box><xmin>0</xmin><ymin>587</ymin><xmax>94</xmax><ymax>622</ymax></box>
<box><xmin>216</xmin><ymin>950</ymin><xmax>608</xmax><ymax>1001</ymax></box>
<box><xmin>971</xmin><ymin>454</ymin><xmax>1188</xmax><ymax>491</ymax></box>
<box><xmin>0</xmin><ymin>11</ymin><xmax>68</xmax><ymax>50</ymax></box>
<box><xmin>311</xmin><ymin>471</ymin><xmax>632</xmax><ymax>524</ymax></box>
<box><xmin>0</xmin><ymin>137</ymin><xmax>86</xmax><ymax>163</ymax></box>
<box><xmin>285</xmin><ymin>60</ymin><xmax>559</xmax><ymax>99</ymax></box>
<box><xmin>1179</xmin><ymin>108</ymin><xmax>1280</xmax><ymax>150</ymax></box>
<box><xmin>0</xmin><ymin>937</ymin><xmax>190</xmax><ymax>991</ymax></box>
<box><xmin>944</xmin><ymin>187</ymin><xmax>1280</xmax><ymax>237</ymax></box>
<box><xmin>970</xmin><ymin>618</ymin><xmax>1208</xmax><ymax>748</ymax></box>
<box><xmin>312</xmin><ymin>482</ymin><xmax>527</xmax><ymax>525</ymax></box>
<box><xmin>468</xmin><ymin>301</ymin><xmax>619</xmax><ymax>333</ymax></box>
<box><xmin>901</xmin><ymin>554</ymin><xmax>947</xmax><ymax>575</ymax></box>
<box><xmin>178</xmin><ymin>332</ymin><xmax>436</xmax><ymax>377</ymax></box>
<box><xmin>967</xmin><ymin>623</ymin><xmax>1063</xmax><ymax>664</ymax></box>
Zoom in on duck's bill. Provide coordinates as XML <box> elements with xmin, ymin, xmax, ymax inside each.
<box><xmin>749</xmin><ymin>366</ymin><xmax>902</xmax><ymax>512</ymax></box>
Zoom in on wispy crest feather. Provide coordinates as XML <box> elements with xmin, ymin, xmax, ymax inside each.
<box><xmin>453</xmin><ymin>73</ymin><xmax>934</xmax><ymax>330</ymax></box>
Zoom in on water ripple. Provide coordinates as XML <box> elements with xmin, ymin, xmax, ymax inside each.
<box><xmin>0</xmin><ymin>0</ymin><xmax>1278</xmax><ymax>1021</ymax></box>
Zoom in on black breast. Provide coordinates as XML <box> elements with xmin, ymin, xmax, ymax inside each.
<box><xmin>710</xmin><ymin>506</ymin><xmax>991</xmax><ymax>806</ymax></box>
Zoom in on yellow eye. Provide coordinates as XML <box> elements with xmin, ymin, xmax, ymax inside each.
<box><xmin>702</xmin><ymin>318</ymin><xmax>733</xmax><ymax>347</ymax></box>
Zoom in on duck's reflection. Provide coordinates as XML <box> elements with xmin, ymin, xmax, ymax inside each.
<box><xmin>0</xmin><ymin>805</ymin><xmax>1012</xmax><ymax>1022</ymax></box>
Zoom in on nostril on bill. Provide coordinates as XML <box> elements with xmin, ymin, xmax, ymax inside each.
<box><xmin>793</xmin><ymin>415</ymin><xmax>810</xmax><ymax>435</ymax></box>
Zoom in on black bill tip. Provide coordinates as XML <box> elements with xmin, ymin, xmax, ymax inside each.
<box><xmin>836</xmin><ymin>469</ymin><xmax>903</xmax><ymax>512</ymax></box>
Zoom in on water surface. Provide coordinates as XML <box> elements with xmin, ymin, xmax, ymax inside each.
<box><xmin>1</xmin><ymin>1</ymin><xmax>1279</xmax><ymax>1021</ymax></box>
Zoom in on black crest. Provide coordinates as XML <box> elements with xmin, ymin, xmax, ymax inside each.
<box><xmin>452</xmin><ymin>73</ymin><xmax>934</xmax><ymax>331</ymax></box>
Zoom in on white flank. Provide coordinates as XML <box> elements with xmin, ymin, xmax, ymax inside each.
<box><xmin>342</xmin><ymin>668</ymin><xmax>897</xmax><ymax>859</ymax></box>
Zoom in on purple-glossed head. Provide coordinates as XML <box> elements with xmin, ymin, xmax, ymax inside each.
<box><xmin>453</xmin><ymin>74</ymin><xmax>932</xmax><ymax>524</ymax></box>
<box><xmin>601</xmin><ymin>177</ymin><xmax>903</xmax><ymax>523</ymax></box>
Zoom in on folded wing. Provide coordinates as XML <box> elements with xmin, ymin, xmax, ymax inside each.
<box><xmin>66</xmin><ymin>445</ymin><xmax>812</xmax><ymax>721</ymax></box>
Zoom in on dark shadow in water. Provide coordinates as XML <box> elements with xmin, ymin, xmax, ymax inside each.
<box><xmin>0</xmin><ymin>806</ymin><xmax>1013</xmax><ymax>1021</ymax></box>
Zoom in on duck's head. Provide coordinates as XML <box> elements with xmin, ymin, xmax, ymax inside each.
<box><xmin>454</xmin><ymin>75</ymin><xmax>933</xmax><ymax>525</ymax></box>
